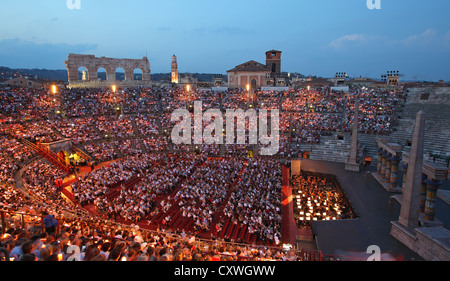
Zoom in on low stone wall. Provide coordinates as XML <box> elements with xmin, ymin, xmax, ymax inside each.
<box><xmin>405</xmin><ymin>87</ymin><xmax>450</xmax><ymax>105</ymax></box>
<box><xmin>390</xmin><ymin>221</ymin><xmax>450</xmax><ymax>261</ymax></box>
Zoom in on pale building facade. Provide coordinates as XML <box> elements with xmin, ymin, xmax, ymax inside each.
<box><xmin>227</xmin><ymin>60</ymin><xmax>270</xmax><ymax>89</ymax></box>
<box><xmin>227</xmin><ymin>50</ymin><xmax>284</xmax><ymax>89</ymax></box>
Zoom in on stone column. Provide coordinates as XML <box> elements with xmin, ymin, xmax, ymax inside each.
<box><xmin>384</xmin><ymin>154</ymin><xmax>392</xmax><ymax>183</ymax></box>
<box><xmin>424</xmin><ymin>178</ymin><xmax>441</xmax><ymax>221</ymax></box>
<box><xmin>66</xmin><ymin>66</ymin><xmax>79</xmax><ymax>83</ymax></box>
<box><xmin>87</xmin><ymin>66</ymin><xmax>97</xmax><ymax>81</ymax></box>
<box><xmin>398</xmin><ymin>110</ymin><xmax>425</xmax><ymax>229</ymax></box>
<box><xmin>106</xmin><ymin>67</ymin><xmax>116</xmax><ymax>82</ymax></box>
<box><xmin>64</xmin><ymin>55</ymin><xmax>79</xmax><ymax>83</ymax></box>
<box><xmin>142</xmin><ymin>70</ymin><xmax>151</xmax><ymax>81</ymax></box>
<box><xmin>389</xmin><ymin>157</ymin><xmax>400</xmax><ymax>189</ymax></box>
<box><xmin>380</xmin><ymin>151</ymin><xmax>387</xmax><ymax>178</ymax></box>
<box><xmin>377</xmin><ymin>149</ymin><xmax>383</xmax><ymax>175</ymax></box>
<box><xmin>125</xmin><ymin>69</ymin><xmax>134</xmax><ymax>81</ymax></box>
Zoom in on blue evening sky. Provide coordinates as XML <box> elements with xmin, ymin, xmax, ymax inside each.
<box><xmin>0</xmin><ymin>0</ymin><xmax>449</xmax><ymax>81</ymax></box>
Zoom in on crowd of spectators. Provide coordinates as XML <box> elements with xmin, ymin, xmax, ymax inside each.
<box><xmin>1</xmin><ymin>86</ymin><xmax>403</xmax><ymax>142</ymax></box>
<box><xmin>0</xmin><ymin>135</ymin><xmax>35</xmax><ymax>183</ymax></box>
<box><xmin>0</xmin><ymin>210</ymin><xmax>307</xmax><ymax>261</ymax></box>
<box><xmin>49</xmin><ymin>118</ymin><xmax>101</xmax><ymax>144</ymax></box>
<box><xmin>142</xmin><ymin>136</ymin><xmax>168</xmax><ymax>152</ymax></box>
<box><xmin>172</xmin><ymin>158</ymin><xmax>244</xmax><ymax>232</ymax></box>
<box><xmin>4</xmin><ymin>121</ymin><xmax>61</xmax><ymax>143</ymax></box>
<box><xmin>21</xmin><ymin>159</ymin><xmax>68</xmax><ymax>207</ymax></box>
<box><xmin>114</xmin><ymin>139</ymin><xmax>143</xmax><ymax>155</ymax></box>
<box><xmin>83</xmin><ymin>142</ymin><xmax>117</xmax><ymax>163</ymax></box>
<box><xmin>134</xmin><ymin>113</ymin><xmax>160</xmax><ymax>136</ymax></box>
<box><xmin>0</xmin><ymin>85</ymin><xmax>407</xmax><ymax>262</ymax></box>
<box><xmin>70</xmin><ymin>153</ymin><xmax>204</xmax><ymax>222</ymax></box>
<box><xmin>220</xmin><ymin>159</ymin><xmax>282</xmax><ymax>245</ymax></box>
<box><xmin>96</xmin><ymin>115</ymin><xmax>135</xmax><ymax>139</ymax></box>
<box><xmin>0</xmin><ymin>158</ymin><xmax>18</xmax><ymax>185</ymax></box>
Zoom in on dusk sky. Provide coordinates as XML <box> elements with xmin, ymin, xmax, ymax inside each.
<box><xmin>0</xmin><ymin>0</ymin><xmax>449</xmax><ymax>81</ymax></box>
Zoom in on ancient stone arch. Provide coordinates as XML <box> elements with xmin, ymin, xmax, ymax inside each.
<box><xmin>65</xmin><ymin>53</ymin><xmax>151</xmax><ymax>88</ymax></box>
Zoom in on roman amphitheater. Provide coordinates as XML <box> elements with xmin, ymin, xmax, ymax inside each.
<box><xmin>1</xmin><ymin>54</ymin><xmax>449</xmax><ymax>262</ymax></box>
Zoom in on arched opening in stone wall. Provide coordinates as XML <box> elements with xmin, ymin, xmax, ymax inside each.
<box><xmin>116</xmin><ymin>67</ymin><xmax>125</xmax><ymax>81</ymax></box>
<box><xmin>66</xmin><ymin>54</ymin><xmax>152</xmax><ymax>86</ymax></box>
<box><xmin>97</xmin><ymin>67</ymin><xmax>107</xmax><ymax>81</ymax></box>
<box><xmin>134</xmin><ymin>68</ymin><xmax>143</xmax><ymax>81</ymax></box>
<box><xmin>78</xmin><ymin>66</ymin><xmax>89</xmax><ymax>81</ymax></box>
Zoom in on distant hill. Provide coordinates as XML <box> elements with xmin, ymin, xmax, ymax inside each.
<box><xmin>0</xmin><ymin>66</ymin><xmax>68</xmax><ymax>83</ymax></box>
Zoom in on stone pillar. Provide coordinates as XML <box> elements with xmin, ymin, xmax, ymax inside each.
<box><xmin>424</xmin><ymin>179</ymin><xmax>441</xmax><ymax>221</ymax></box>
<box><xmin>87</xmin><ymin>66</ymin><xmax>97</xmax><ymax>81</ymax></box>
<box><xmin>106</xmin><ymin>67</ymin><xmax>116</xmax><ymax>82</ymax></box>
<box><xmin>377</xmin><ymin>149</ymin><xmax>382</xmax><ymax>175</ymax></box>
<box><xmin>389</xmin><ymin>157</ymin><xmax>400</xmax><ymax>189</ymax></box>
<box><xmin>66</xmin><ymin>66</ymin><xmax>79</xmax><ymax>83</ymax></box>
<box><xmin>398</xmin><ymin>110</ymin><xmax>425</xmax><ymax>229</ymax></box>
<box><xmin>65</xmin><ymin>55</ymin><xmax>79</xmax><ymax>83</ymax></box>
<box><xmin>384</xmin><ymin>155</ymin><xmax>392</xmax><ymax>183</ymax></box>
<box><xmin>142</xmin><ymin>70</ymin><xmax>151</xmax><ymax>81</ymax></box>
<box><xmin>380</xmin><ymin>151</ymin><xmax>386</xmax><ymax>178</ymax></box>
<box><xmin>125</xmin><ymin>69</ymin><xmax>134</xmax><ymax>81</ymax></box>
<box><xmin>419</xmin><ymin>175</ymin><xmax>428</xmax><ymax>213</ymax></box>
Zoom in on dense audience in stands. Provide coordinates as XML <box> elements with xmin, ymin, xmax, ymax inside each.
<box><xmin>0</xmin><ymin>85</ymin><xmax>405</xmax><ymax>261</ymax></box>
<box><xmin>220</xmin><ymin>159</ymin><xmax>282</xmax><ymax>244</ymax></box>
<box><xmin>0</xmin><ymin>204</ymin><xmax>306</xmax><ymax>261</ymax></box>
<box><xmin>173</xmin><ymin>158</ymin><xmax>244</xmax><ymax>232</ymax></box>
<box><xmin>21</xmin><ymin>159</ymin><xmax>72</xmax><ymax>209</ymax></box>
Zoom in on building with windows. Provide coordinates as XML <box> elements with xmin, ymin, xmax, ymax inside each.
<box><xmin>6</xmin><ymin>75</ymin><xmax>43</xmax><ymax>89</ymax></box>
<box><xmin>227</xmin><ymin>50</ymin><xmax>286</xmax><ymax>89</ymax></box>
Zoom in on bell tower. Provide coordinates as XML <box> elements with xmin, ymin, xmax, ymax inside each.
<box><xmin>266</xmin><ymin>50</ymin><xmax>282</xmax><ymax>74</ymax></box>
<box><xmin>171</xmin><ymin>54</ymin><xmax>179</xmax><ymax>84</ymax></box>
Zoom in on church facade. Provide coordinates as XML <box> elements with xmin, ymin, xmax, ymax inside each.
<box><xmin>227</xmin><ymin>50</ymin><xmax>284</xmax><ymax>89</ymax></box>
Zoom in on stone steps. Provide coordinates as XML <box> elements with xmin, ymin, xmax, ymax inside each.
<box><xmin>309</xmin><ymin>135</ymin><xmax>353</xmax><ymax>163</ymax></box>
<box><xmin>386</xmin><ymin>101</ymin><xmax>450</xmax><ymax>168</ymax></box>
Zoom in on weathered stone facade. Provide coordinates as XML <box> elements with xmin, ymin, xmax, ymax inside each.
<box><xmin>65</xmin><ymin>53</ymin><xmax>151</xmax><ymax>88</ymax></box>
